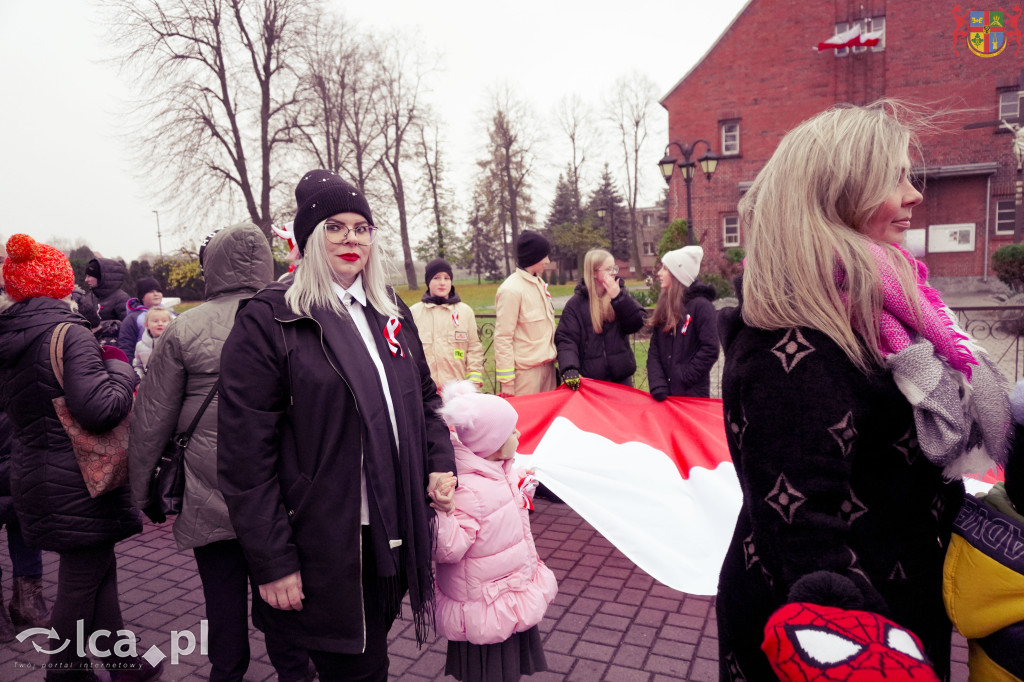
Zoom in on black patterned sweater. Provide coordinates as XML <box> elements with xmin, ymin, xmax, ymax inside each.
<box><xmin>715</xmin><ymin>303</ymin><xmax>964</xmax><ymax>682</ymax></box>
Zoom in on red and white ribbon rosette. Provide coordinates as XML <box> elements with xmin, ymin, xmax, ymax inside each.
<box><xmin>383</xmin><ymin>317</ymin><xmax>404</xmax><ymax>357</ymax></box>
<box><xmin>452</xmin><ymin>309</ymin><xmax>460</xmax><ymax>327</ymax></box>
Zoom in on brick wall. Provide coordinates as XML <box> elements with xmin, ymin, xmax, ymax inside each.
<box><xmin>661</xmin><ymin>0</ymin><xmax>1023</xmax><ymax>277</ymax></box>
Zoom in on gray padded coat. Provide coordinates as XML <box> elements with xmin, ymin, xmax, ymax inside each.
<box><xmin>127</xmin><ymin>223</ymin><xmax>273</xmax><ymax>550</ymax></box>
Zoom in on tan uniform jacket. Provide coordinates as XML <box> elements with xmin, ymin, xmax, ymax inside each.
<box><xmin>410</xmin><ymin>300</ymin><xmax>484</xmax><ymax>388</ymax></box>
<box><xmin>494</xmin><ymin>269</ymin><xmax>556</xmax><ymax>386</ymax></box>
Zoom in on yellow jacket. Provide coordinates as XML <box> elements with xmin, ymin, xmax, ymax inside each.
<box><xmin>943</xmin><ymin>485</ymin><xmax>1024</xmax><ymax>681</ymax></box>
<box><xmin>493</xmin><ymin>269</ymin><xmax>556</xmax><ymax>387</ymax></box>
<box><xmin>410</xmin><ymin>300</ymin><xmax>484</xmax><ymax>389</ymax></box>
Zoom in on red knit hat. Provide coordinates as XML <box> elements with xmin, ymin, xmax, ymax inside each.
<box><xmin>3</xmin><ymin>234</ymin><xmax>76</xmax><ymax>302</ymax></box>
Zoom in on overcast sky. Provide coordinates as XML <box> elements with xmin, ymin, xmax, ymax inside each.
<box><xmin>0</xmin><ymin>0</ymin><xmax>749</xmax><ymax>262</ymax></box>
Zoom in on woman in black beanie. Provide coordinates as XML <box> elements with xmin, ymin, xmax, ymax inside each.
<box><xmin>410</xmin><ymin>259</ymin><xmax>484</xmax><ymax>391</ymax></box>
<box><xmin>217</xmin><ymin>170</ymin><xmax>457</xmax><ymax>680</ymax></box>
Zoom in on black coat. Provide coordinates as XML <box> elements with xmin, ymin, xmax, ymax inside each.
<box><xmin>646</xmin><ymin>282</ymin><xmax>720</xmax><ymax>399</ymax></box>
<box><xmin>715</xmin><ymin>299</ymin><xmax>963</xmax><ymax>680</ymax></box>
<box><xmin>217</xmin><ymin>284</ymin><xmax>455</xmax><ymax>654</ymax></box>
<box><xmin>555</xmin><ymin>280</ymin><xmax>646</xmax><ymax>383</ymax></box>
<box><xmin>88</xmin><ymin>258</ymin><xmax>130</xmax><ymax>322</ymax></box>
<box><xmin>0</xmin><ymin>297</ymin><xmax>140</xmax><ymax>551</ymax></box>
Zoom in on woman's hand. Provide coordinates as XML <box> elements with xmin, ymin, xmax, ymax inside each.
<box><xmin>428</xmin><ymin>471</ymin><xmax>457</xmax><ymax>513</ymax></box>
<box><xmin>602</xmin><ymin>272</ymin><xmax>621</xmax><ymax>299</ymax></box>
<box><xmin>259</xmin><ymin>571</ymin><xmax>304</xmax><ymax>611</ymax></box>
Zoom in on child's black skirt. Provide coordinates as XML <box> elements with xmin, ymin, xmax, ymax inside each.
<box><xmin>444</xmin><ymin>625</ymin><xmax>547</xmax><ymax>682</ymax></box>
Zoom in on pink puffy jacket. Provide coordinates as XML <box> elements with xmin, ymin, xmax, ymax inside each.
<box><xmin>433</xmin><ymin>436</ymin><xmax>558</xmax><ymax>644</ymax></box>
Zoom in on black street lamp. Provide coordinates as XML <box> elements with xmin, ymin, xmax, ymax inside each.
<box><xmin>596</xmin><ymin>205</ymin><xmax>613</xmax><ymax>246</ymax></box>
<box><xmin>658</xmin><ymin>140</ymin><xmax>719</xmax><ymax>246</ymax></box>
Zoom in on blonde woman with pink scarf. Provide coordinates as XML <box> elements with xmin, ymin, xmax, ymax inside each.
<box><xmin>715</xmin><ymin>101</ymin><xmax>1010</xmax><ymax>681</ymax></box>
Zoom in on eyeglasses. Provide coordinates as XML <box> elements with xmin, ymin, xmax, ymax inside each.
<box><xmin>598</xmin><ymin>266</ymin><xmax>620</xmax><ymax>275</ymax></box>
<box><xmin>323</xmin><ymin>222</ymin><xmax>377</xmax><ymax>245</ymax></box>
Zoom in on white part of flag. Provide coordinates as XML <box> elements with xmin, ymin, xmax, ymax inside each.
<box><xmin>517</xmin><ymin>416</ymin><xmax>743</xmax><ymax>595</ymax></box>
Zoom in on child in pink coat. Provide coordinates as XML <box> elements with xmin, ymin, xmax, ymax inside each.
<box><xmin>433</xmin><ymin>381</ymin><xmax>558</xmax><ymax>682</ymax></box>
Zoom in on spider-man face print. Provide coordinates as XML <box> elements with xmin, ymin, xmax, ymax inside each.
<box><xmin>762</xmin><ymin>602</ymin><xmax>940</xmax><ymax>681</ymax></box>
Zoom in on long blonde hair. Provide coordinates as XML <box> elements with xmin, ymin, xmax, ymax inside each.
<box><xmin>741</xmin><ymin>100</ymin><xmax>924</xmax><ymax>371</ymax></box>
<box><xmin>583</xmin><ymin>249</ymin><xmax>616</xmax><ymax>334</ymax></box>
<box><xmin>285</xmin><ymin>221</ymin><xmax>401</xmax><ymax>319</ymax></box>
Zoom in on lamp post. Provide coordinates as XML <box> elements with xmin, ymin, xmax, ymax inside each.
<box><xmin>596</xmin><ymin>205</ymin><xmax>614</xmax><ymax>246</ymax></box>
<box><xmin>658</xmin><ymin>140</ymin><xmax>719</xmax><ymax>246</ymax></box>
<box><xmin>152</xmin><ymin>210</ymin><xmax>163</xmax><ymax>262</ymax></box>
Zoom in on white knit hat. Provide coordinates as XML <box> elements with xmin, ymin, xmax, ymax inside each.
<box><xmin>662</xmin><ymin>246</ymin><xmax>703</xmax><ymax>287</ymax></box>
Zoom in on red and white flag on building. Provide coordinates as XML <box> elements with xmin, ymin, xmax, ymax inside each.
<box><xmin>816</xmin><ymin>25</ymin><xmax>884</xmax><ymax>51</ymax></box>
<box><xmin>507</xmin><ymin>380</ymin><xmax>741</xmax><ymax>595</ymax></box>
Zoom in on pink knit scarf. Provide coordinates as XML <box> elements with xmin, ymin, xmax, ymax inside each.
<box><xmin>840</xmin><ymin>243</ymin><xmax>978</xmax><ymax>381</ymax></box>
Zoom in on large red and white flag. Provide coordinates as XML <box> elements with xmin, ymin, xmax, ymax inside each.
<box><xmin>507</xmin><ymin>380</ymin><xmax>741</xmax><ymax>595</ymax></box>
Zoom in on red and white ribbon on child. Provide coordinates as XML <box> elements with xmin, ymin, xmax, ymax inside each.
<box><xmin>680</xmin><ymin>314</ymin><xmax>692</xmax><ymax>335</ymax></box>
<box><xmin>383</xmin><ymin>317</ymin><xmax>404</xmax><ymax>357</ymax></box>
<box><xmin>542</xmin><ymin>281</ymin><xmax>551</xmax><ymax>299</ymax></box>
<box><xmin>518</xmin><ymin>474</ymin><xmax>539</xmax><ymax>510</ymax></box>
<box><xmin>452</xmin><ymin>309</ymin><xmax>460</xmax><ymax>327</ymax></box>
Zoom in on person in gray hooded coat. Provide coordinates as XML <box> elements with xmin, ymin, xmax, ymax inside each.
<box><xmin>128</xmin><ymin>223</ymin><xmax>309</xmax><ymax>682</ymax></box>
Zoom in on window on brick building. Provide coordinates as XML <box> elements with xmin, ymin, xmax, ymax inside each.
<box><xmin>835</xmin><ymin>16</ymin><xmax>886</xmax><ymax>57</ymax></box>
<box><xmin>999</xmin><ymin>91</ymin><xmax>1022</xmax><ymax>121</ymax></box>
<box><xmin>721</xmin><ymin>121</ymin><xmax>740</xmax><ymax>156</ymax></box>
<box><xmin>996</xmin><ymin>199</ymin><xmax>1017</xmax><ymax>235</ymax></box>
<box><xmin>643</xmin><ymin>241</ymin><xmax>656</xmax><ymax>256</ymax></box>
<box><xmin>723</xmin><ymin>216</ymin><xmax>740</xmax><ymax>247</ymax></box>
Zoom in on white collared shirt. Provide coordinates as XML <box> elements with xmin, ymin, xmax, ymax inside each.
<box><xmin>332</xmin><ymin>276</ymin><xmax>400</xmax><ymax>525</ymax></box>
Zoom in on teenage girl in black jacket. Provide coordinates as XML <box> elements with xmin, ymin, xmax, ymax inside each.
<box><xmin>646</xmin><ymin>246</ymin><xmax>720</xmax><ymax>399</ymax></box>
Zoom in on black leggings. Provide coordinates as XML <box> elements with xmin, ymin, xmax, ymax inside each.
<box><xmin>50</xmin><ymin>544</ymin><xmax>124</xmax><ymax>671</ymax></box>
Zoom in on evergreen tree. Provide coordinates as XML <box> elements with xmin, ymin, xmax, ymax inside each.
<box><xmin>545</xmin><ymin>171</ymin><xmax>579</xmax><ymax>230</ymax></box>
<box><xmin>587</xmin><ymin>165</ymin><xmax>628</xmax><ymax>260</ymax></box>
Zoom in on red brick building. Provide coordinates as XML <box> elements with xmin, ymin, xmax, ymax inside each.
<box><xmin>660</xmin><ymin>0</ymin><xmax>1024</xmax><ymax>279</ymax></box>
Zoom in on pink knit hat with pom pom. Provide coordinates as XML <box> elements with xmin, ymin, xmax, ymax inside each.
<box><xmin>3</xmin><ymin>234</ymin><xmax>75</xmax><ymax>302</ymax></box>
<box><xmin>439</xmin><ymin>381</ymin><xmax>519</xmax><ymax>457</ymax></box>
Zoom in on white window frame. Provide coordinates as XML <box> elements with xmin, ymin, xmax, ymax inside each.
<box><xmin>927</xmin><ymin>223</ymin><xmax>976</xmax><ymax>253</ymax></box>
<box><xmin>995</xmin><ymin>199</ymin><xmax>1017</xmax><ymax>235</ymax></box>
<box><xmin>643</xmin><ymin>241</ymin><xmax>656</xmax><ymax>256</ymax></box>
<box><xmin>999</xmin><ymin>91</ymin><xmax>1022</xmax><ymax>120</ymax></box>
<box><xmin>721</xmin><ymin>122</ymin><xmax>740</xmax><ymax>156</ymax></box>
<box><xmin>834</xmin><ymin>21</ymin><xmax>851</xmax><ymax>57</ymax></box>
<box><xmin>723</xmin><ymin>216</ymin><xmax>740</xmax><ymax>247</ymax></box>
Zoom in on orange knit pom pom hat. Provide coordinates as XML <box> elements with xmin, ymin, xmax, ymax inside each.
<box><xmin>3</xmin><ymin>234</ymin><xmax>75</xmax><ymax>302</ymax></box>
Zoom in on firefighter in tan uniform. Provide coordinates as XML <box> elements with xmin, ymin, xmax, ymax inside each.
<box><xmin>494</xmin><ymin>231</ymin><xmax>557</xmax><ymax>397</ymax></box>
<box><xmin>410</xmin><ymin>258</ymin><xmax>484</xmax><ymax>390</ymax></box>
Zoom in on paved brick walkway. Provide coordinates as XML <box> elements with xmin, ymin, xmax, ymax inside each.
<box><xmin>0</xmin><ymin>499</ymin><xmax>969</xmax><ymax>681</ymax></box>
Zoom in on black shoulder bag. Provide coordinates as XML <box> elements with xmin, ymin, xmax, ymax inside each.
<box><xmin>143</xmin><ymin>380</ymin><xmax>219</xmax><ymax>524</ymax></box>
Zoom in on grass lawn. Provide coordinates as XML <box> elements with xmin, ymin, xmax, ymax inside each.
<box><xmin>176</xmin><ymin>277</ymin><xmax>656</xmax><ymax>395</ymax></box>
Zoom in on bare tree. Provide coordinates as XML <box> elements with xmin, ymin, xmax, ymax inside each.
<box><xmin>416</xmin><ymin>119</ymin><xmax>457</xmax><ymax>261</ymax></box>
<box><xmin>554</xmin><ymin>94</ymin><xmax>593</xmax><ymax>223</ymax></box>
<box><xmin>106</xmin><ymin>0</ymin><xmax>312</xmax><ymax>242</ymax></box>
<box><xmin>374</xmin><ymin>34</ymin><xmax>435</xmax><ymax>290</ymax></box>
<box><xmin>481</xmin><ymin>87</ymin><xmax>536</xmax><ymax>274</ymax></box>
<box><xmin>294</xmin><ymin>11</ymin><xmax>384</xmax><ymax>193</ymax></box>
<box><xmin>608</xmin><ymin>72</ymin><xmax>658</xmax><ymax>275</ymax></box>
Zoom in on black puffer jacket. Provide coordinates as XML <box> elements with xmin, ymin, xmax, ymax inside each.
<box><xmin>88</xmin><ymin>258</ymin><xmax>130</xmax><ymax>322</ymax></box>
<box><xmin>646</xmin><ymin>281</ymin><xmax>720</xmax><ymax>399</ymax></box>
<box><xmin>0</xmin><ymin>297</ymin><xmax>141</xmax><ymax>551</ymax></box>
<box><xmin>555</xmin><ymin>279</ymin><xmax>646</xmax><ymax>383</ymax></box>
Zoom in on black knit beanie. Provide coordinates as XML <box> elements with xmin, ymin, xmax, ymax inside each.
<box><xmin>292</xmin><ymin>170</ymin><xmax>373</xmax><ymax>255</ymax></box>
<box><xmin>85</xmin><ymin>259</ymin><xmax>101</xmax><ymax>280</ymax></box>
<box><xmin>135</xmin><ymin>277</ymin><xmax>161</xmax><ymax>301</ymax></box>
<box><xmin>424</xmin><ymin>258</ymin><xmax>453</xmax><ymax>286</ymax></box>
<box><xmin>516</xmin><ymin>230</ymin><xmax>550</xmax><ymax>269</ymax></box>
